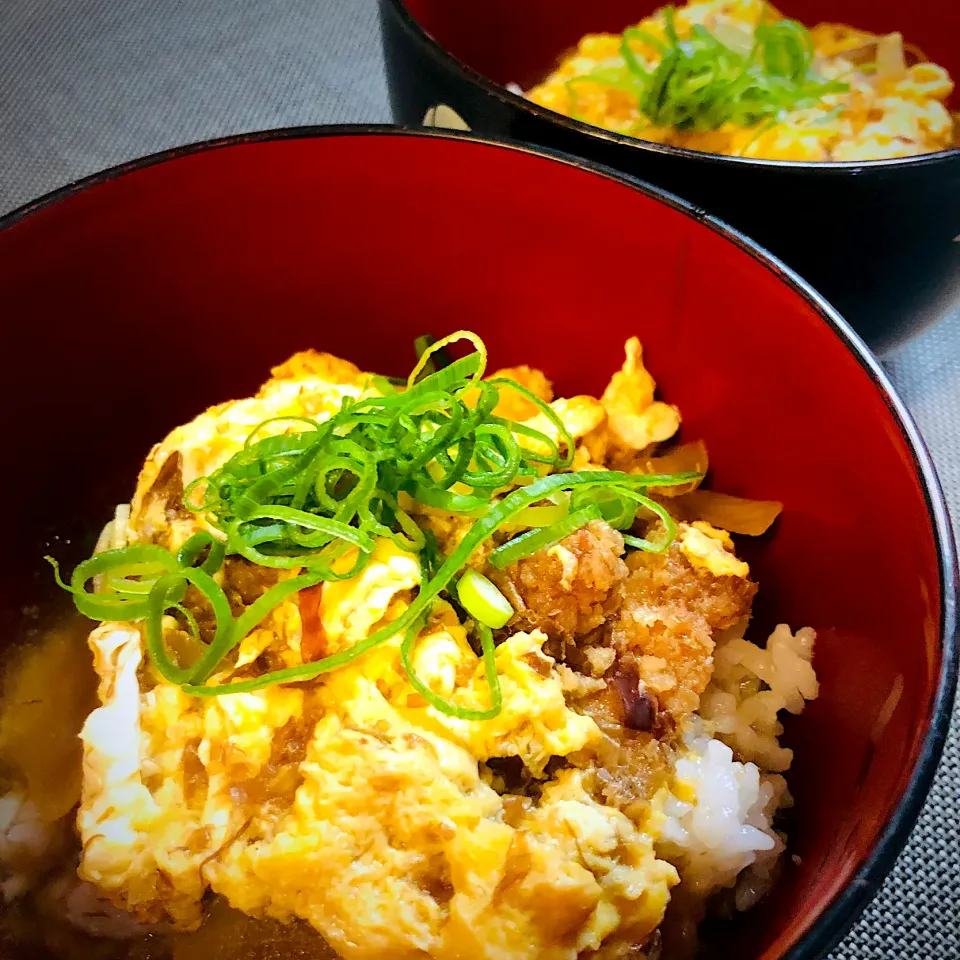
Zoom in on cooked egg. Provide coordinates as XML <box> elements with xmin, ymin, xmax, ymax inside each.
<box><xmin>67</xmin><ymin>341</ymin><xmax>764</xmax><ymax>959</ymax></box>
<box><xmin>601</xmin><ymin>337</ymin><xmax>681</xmax><ymax>452</ymax></box>
<box><xmin>526</xmin><ymin>0</ymin><xmax>956</xmax><ymax>161</ymax></box>
<box><xmin>678</xmin><ymin>522</ymin><xmax>750</xmax><ymax>579</ymax></box>
<box><xmin>77</xmin><ymin>526</ymin><xmax>677</xmax><ymax>955</ymax></box>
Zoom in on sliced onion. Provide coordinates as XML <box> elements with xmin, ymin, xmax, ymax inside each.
<box><xmin>672</xmin><ymin>490</ymin><xmax>783</xmax><ymax>536</ymax></box>
<box><xmin>837</xmin><ymin>40</ymin><xmax>879</xmax><ymax>67</ymax></box>
<box><xmin>876</xmin><ymin>32</ymin><xmax>907</xmax><ymax>81</ymax></box>
<box><xmin>838</xmin><ymin>32</ymin><xmax>907</xmax><ymax>80</ymax></box>
<box><xmin>636</xmin><ymin>440</ymin><xmax>708</xmax><ymax>498</ymax></box>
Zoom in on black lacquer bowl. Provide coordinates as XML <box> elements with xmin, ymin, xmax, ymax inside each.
<box><xmin>380</xmin><ymin>0</ymin><xmax>960</xmax><ymax>353</ymax></box>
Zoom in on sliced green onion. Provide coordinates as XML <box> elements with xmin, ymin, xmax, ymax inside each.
<box><xmin>412</xmin><ymin>485</ymin><xmax>490</xmax><ymax>514</ymax></box>
<box><xmin>563</xmin><ymin>8</ymin><xmax>849</xmax><ymax>135</ymax></box>
<box><xmin>611</xmin><ymin>486</ymin><xmax>677</xmax><ymax>554</ymax></box>
<box><xmin>185</xmin><ymin>469</ymin><xmax>698</xmax><ymax>697</ymax></box>
<box><xmin>183</xmin><ymin>477</ymin><xmax>214</xmax><ymax>513</ymax></box>
<box><xmin>414</xmin><ymin>334</ymin><xmax>453</xmax><ymax>376</ymax></box>
<box><xmin>383</xmin><ymin>496</ymin><xmax>427</xmax><ymax>552</ymax></box>
<box><xmin>510</xmin><ymin>496</ymin><xmax>569</xmax><ymax>528</ymax></box>
<box><xmin>407</xmin><ymin>330</ymin><xmax>487</xmax><ymax>389</ymax></box>
<box><xmin>46</xmin><ymin>546</ymin><xmax>181</xmax><ymax>621</ymax></box>
<box><xmin>169</xmin><ymin>602</ymin><xmax>200</xmax><ymax>639</ymax></box>
<box><xmin>636</xmin><ymin>27</ymin><xmax>671</xmax><ymax>56</ymax></box>
<box><xmin>572</xmin><ymin>486</ymin><xmax>637</xmax><ymax>530</ymax></box>
<box><xmin>100</xmin><ymin>561</ymin><xmax>173</xmax><ymax>598</ymax></box>
<box><xmin>580</xmin><ymin>68</ymin><xmax>646</xmax><ymax>95</ymax></box>
<box><xmin>459</xmin><ymin>424</ymin><xmax>522</xmax><ymax>489</ymax></box>
<box><xmin>401</xmin><ymin>620</ymin><xmax>502</xmax><ymax>720</ymax></box>
<box><xmin>242</xmin><ymin>416</ymin><xmax>321</xmax><ymax>449</ymax></box>
<box><xmin>419</xmin><ymin>530</ymin><xmax>442</xmax><ymax>582</ymax></box>
<box><xmin>54</xmin><ymin>329</ymin><xmax>702</xmax><ymax>720</ymax></box>
<box><xmin>145</xmin><ymin>567</ymin><xmax>234</xmax><ymax>685</ymax></box>
<box><xmin>177</xmin><ymin>531</ymin><xmax>226</xmax><ymax>575</ymax></box>
<box><xmin>369</xmin><ymin>374</ymin><xmax>401</xmax><ymax>395</ymax></box>
<box><xmin>400</xmin><ymin>354</ymin><xmax>483</xmax><ymax>404</ymax></box>
<box><xmin>663</xmin><ymin>4</ymin><xmax>678</xmax><ymax>44</ymax></box>
<box><xmin>105</xmin><ymin>575</ymin><xmax>159</xmax><ymax>597</ymax></box>
<box><xmin>182</xmin><ymin>335</ymin><xmax>578</xmax><ymax>583</ymax></box>
<box><xmin>488</xmin><ymin>379</ymin><xmax>576</xmax><ymax>469</ymax></box>
<box><xmin>456</xmin><ymin>568</ymin><xmax>514</xmax><ymax>629</ymax></box>
<box><xmin>490</xmin><ymin>504</ymin><xmax>602</xmax><ymax>569</ymax></box>
<box><xmin>244</xmin><ymin>506</ymin><xmax>374</xmax><ymax>551</ymax></box>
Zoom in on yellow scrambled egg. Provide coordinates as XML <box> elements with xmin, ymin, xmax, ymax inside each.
<box><xmin>76</xmin><ymin>348</ymin><xmax>685</xmax><ymax>958</ymax></box>
<box><xmin>526</xmin><ymin>0</ymin><xmax>957</xmax><ymax>161</ymax></box>
<box><xmin>678</xmin><ymin>521</ymin><xmax>750</xmax><ymax>579</ymax></box>
<box><xmin>129</xmin><ymin>350</ymin><xmax>373</xmax><ymax>550</ymax></box>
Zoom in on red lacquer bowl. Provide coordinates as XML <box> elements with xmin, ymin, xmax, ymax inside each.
<box><xmin>379</xmin><ymin>0</ymin><xmax>960</xmax><ymax>353</ymax></box>
<box><xmin>0</xmin><ymin>128</ymin><xmax>955</xmax><ymax>960</ymax></box>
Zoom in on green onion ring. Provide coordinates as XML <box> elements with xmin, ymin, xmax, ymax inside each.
<box><xmin>145</xmin><ymin>567</ymin><xmax>234</xmax><ymax>685</ymax></box>
<box><xmin>177</xmin><ymin>531</ymin><xmax>226</xmax><ymax>575</ymax></box>
<box><xmin>400</xmin><ymin>620</ymin><xmax>502</xmax><ymax>721</ymax></box>
<box><xmin>53</xmin><ymin>328</ymin><xmax>703</xmax><ymax>720</ymax></box>
<box><xmin>610</xmin><ymin>485</ymin><xmax>678</xmax><ymax>553</ymax></box>
<box><xmin>242</xmin><ymin>416</ymin><xmax>321</xmax><ymax>449</ymax></box>
<box><xmin>489</xmin><ymin>504</ymin><xmax>603</xmax><ymax>569</ymax></box>
<box><xmin>183</xmin><ymin>469</ymin><xmax>698</xmax><ymax>696</ymax></box>
<box><xmin>407</xmin><ymin>331</ymin><xmax>487</xmax><ymax>389</ymax></box>
<box><xmin>46</xmin><ymin>546</ymin><xmax>181</xmax><ymax>621</ymax></box>
<box><xmin>456</xmin><ymin>568</ymin><xmax>514</xmax><ymax>629</ymax></box>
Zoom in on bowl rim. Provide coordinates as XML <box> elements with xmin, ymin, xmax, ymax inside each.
<box><xmin>1</xmin><ymin>123</ymin><xmax>957</xmax><ymax>960</ymax></box>
<box><xmin>380</xmin><ymin>0</ymin><xmax>960</xmax><ymax>174</ymax></box>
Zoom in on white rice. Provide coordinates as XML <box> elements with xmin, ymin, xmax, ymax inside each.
<box><xmin>700</xmin><ymin>623</ymin><xmax>819</xmax><ymax>772</ymax></box>
<box><xmin>659</xmin><ymin>735</ymin><xmax>785</xmax><ymax>899</ymax></box>
<box><xmin>40</xmin><ymin>866</ymin><xmax>156</xmax><ymax>940</ymax></box>
<box><xmin>0</xmin><ymin>790</ymin><xmax>152</xmax><ymax>939</ymax></box>
<box><xmin>0</xmin><ymin>790</ymin><xmax>68</xmax><ymax>903</ymax></box>
<box><xmin>0</xmin><ymin>608</ymin><xmax>816</xmax><ymax>951</ymax></box>
<box><xmin>655</xmin><ymin>623</ymin><xmax>819</xmax><ymax>935</ymax></box>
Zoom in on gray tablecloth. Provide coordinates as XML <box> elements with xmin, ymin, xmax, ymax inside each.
<box><xmin>1</xmin><ymin>0</ymin><xmax>957</xmax><ymax>956</ymax></box>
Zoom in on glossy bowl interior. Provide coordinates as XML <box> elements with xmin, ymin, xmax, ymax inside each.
<box><xmin>0</xmin><ymin>129</ymin><xmax>955</xmax><ymax>960</ymax></box>
<box><xmin>382</xmin><ymin>0</ymin><xmax>960</xmax><ymax>353</ymax></box>
<box><xmin>402</xmin><ymin>0</ymin><xmax>960</xmax><ymax>106</ymax></box>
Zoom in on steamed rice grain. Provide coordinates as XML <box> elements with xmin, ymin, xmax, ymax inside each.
<box><xmin>652</xmin><ymin>621</ymin><xmax>818</xmax><ymax>936</ymax></box>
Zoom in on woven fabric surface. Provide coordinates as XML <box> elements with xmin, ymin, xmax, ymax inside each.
<box><xmin>1</xmin><ymin>0</ymin><xmax>958</xmax><ymax>957</ymax></box>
